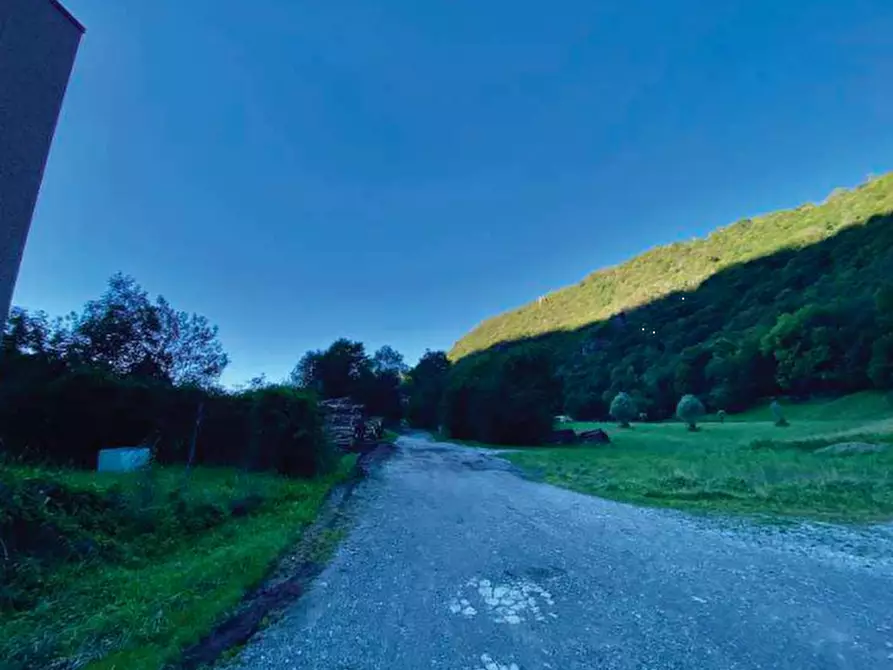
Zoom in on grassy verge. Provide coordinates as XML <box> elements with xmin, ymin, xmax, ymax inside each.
<box><xmin>0</xmin><ymin>458</ymin><xmax>356</xmax><ymax>670</ymax></box>
<box><xmin>505</xmin><ymin>394</ymin><xmax>893</xmax><ymax>523</ymax></box>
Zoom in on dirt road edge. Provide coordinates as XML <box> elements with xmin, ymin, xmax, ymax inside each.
<box><xmin>174</xmin><ymin>442</ymin><xmax>397</xmax><ymax>669</ymax></box>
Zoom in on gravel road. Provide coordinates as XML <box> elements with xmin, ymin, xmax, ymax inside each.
<box><xmin>231</xmin><ymin>434</ymin><xmax>893</xmax><ymax>669</ymax></box>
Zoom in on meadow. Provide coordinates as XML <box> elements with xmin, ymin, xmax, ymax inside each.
<box><xmin>505</xmin><ymin>392</ymin><xmax>893</xmax><ymax>523</ymax></box>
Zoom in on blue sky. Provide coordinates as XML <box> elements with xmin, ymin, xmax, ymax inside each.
<box><xmin>16</xmin><ymin>0</ymin><xmax>893</xmax><ymax>386</ymax></box>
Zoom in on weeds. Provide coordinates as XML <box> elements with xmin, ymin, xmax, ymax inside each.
<box><xmin>0</xmin><ymin>458</ymin><xmax>355</xmax><ymax>670</ymax></box>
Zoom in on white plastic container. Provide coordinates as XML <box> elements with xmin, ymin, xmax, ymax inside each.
<box><xmin>97</xmin><ymin>447</ymin><xmax>151</xmax><ymax>472</ymax></box>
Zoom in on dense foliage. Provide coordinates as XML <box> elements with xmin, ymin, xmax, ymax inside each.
<box><xmin>404</xmin><ymin>350</ymin><xmax>451</xmax><ymax>430</ymax></box>
<box><xmin>453</xmin><ymin>175</ymin><xmax>893</xmax><ymax>360</ymax></box>
<box><xmin>1</xmin><ymin>275</ymin><xmax>332</xmax><ymax>475</ymax></box>
<box><xmin>437</xmin><ymin>175</ymin><xmax>893</xmax><ymax>431</ymax></box>
<box><xmin>290</xmin><ymin>338</ymin><xmax>407</xmax><ymax>424</ymax></box>
<box><xmin>4</xmin><ymin>274</ymin><xmax>229</xmax><ymax>387</ymax></box>
<box><xmin>441</xmin><ymin>345</ymin><xmax>560</xmax><ymax>445</ymax></box>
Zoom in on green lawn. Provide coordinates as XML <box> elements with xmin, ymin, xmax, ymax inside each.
<box><xmin>506</xmin><ymin>393</ymin><xmax>893</xmax><ymax>523</ymax></box>
<box><xmin>0</xmin><ymin>458</ymin><xmax>356</xmax><ymax>670</ymax></box>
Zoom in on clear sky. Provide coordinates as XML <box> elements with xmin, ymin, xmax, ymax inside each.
<box><xmin>16</xmin><ymin>0</ymin><xmax>893</xmax><ymax>386</ymax></box>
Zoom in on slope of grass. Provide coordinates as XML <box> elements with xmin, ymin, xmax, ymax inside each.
<box><xmin>734</xmin><ymin>391</ymin><xmax>893</xmax><ymax>423</ymax></box>
<box><xmin>451</xmin><ymin>173</ymin><xmax>893</xmax><ymax>359</ymax></box>
<box><xmin>505</xmin><ymin>394</ymin><xmax>893</xmax><ymax>522</ymax></box>
<box><xmin>0</xmin><ymin>458</ymin><xmax>356</xmax><ymax>670</ymax></box>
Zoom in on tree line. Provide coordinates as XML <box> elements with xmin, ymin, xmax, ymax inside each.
<box><xmin>0</xmin><ymin>275</ymin><xmax>411</xmax><ymax>472</ymax></box>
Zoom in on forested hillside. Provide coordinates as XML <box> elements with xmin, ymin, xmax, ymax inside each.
<box><xmin>433</xmin><ymin>175</ymin><xmax>893</xmax><ymax>443</ymax></box>
<box><xmin>452</xmin><ymin>175</ymin><xmax>893</xmax><ymax>359</ymax></box>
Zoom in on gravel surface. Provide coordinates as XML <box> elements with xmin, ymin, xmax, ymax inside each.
<box><xmin>230</xmin><ymin>434</ymin><xmax>893</xmax><ymax>669</ymax></box>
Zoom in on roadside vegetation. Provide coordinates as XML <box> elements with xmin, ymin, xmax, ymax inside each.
<box><xmin>505</xmin><ymin>393</ymin><xmax>893</xmax><ymax>522</ymax></box>
<box><xmin>1</xmin><ymin>275</ymin><xmax>408</xmax><ymax>670</ymax></box>
<box><xmin>0</xmin><ymin>459</ymin><xmax>355</xmax><ymax>669</ymax></box>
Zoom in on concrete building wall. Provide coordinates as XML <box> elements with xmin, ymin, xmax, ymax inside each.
<box><xmin>0</xmin><ymin>0</ymin><xmax>83</xmax><ymax>322</ymax></box>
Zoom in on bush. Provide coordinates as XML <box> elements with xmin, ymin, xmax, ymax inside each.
<box><xmin>609</xmin><ymin>392</ymin><xmax>637</xmax><ymax>428</ymax></box>
<box><xmin>676</xmin><ymin>394</ymin><xmax>705</xmax><ymax>431</ymax></box>
<box><xmin>246</xmin><ymin>386</ymin><xmax>334</xmax><ymax>477</ymax></box>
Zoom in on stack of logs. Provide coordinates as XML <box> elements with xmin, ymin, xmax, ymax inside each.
<box><xmin>320</xmin><ymin>398</ymin><xmax>364</xmax><ymax>451</ymax></box>
<box><xmin>319</xmin><ymin>398</ymin><xmax>385</xmax><ymax>452</ymax></box>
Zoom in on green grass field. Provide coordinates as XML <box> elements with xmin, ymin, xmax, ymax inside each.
<box><xmin>0</xmin><ymin>458</ymin><xmax>356</xmax><ymax>670</ymax></box>
<box><xmin>506</xmin><ymin>392</ymin><xmax>893</xmax><ymax>523</ymax></box>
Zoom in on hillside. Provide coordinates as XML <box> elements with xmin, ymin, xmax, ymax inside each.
<box><xmin>451</xmin><ymin>174</ymin><xmax>893</xmax><ymax>360</ymax></box>
<box><xmin>432</xmin><ymin>174</ymin><xmax>893</xmax><ymax>443</ymax></box>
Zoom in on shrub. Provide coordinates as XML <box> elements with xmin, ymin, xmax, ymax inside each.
<box><xmin>676</xmin><ymin>394</ymin><xmax>705</xmax><ymax>431</ymax></box>
<box><xmin>609</xmin><ymin>392</ymin><xmax>637</xmax><ymax>428</ymax></box>
<box><xmin>246</xmin><ymin>386</ymin><xmax>334</xmax><ymax>477</ymax></box>
<box><xmin>770</xmin><ymin>400</ymin><xmax>789</xmax><ymax>427</ymax></box>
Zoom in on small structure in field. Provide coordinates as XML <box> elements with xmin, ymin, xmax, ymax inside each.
<box><xmin>97</xmin><ymin>447</ymin><xmax>151</xmax><ymax>472</ymax></box>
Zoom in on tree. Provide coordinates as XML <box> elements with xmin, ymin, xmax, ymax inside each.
<box><xmin>290</xmin><ymin>338</ymin><xmax>370</xmax><ymax>399</ymax></box>
<box><xmin>291</xmin><ymin>349</ymin><xmax>323</xmax><ymax>391</ymax></box>
<box><xmin>869</xmin><ymin>335</ymin><xmax>893</xmax><ymax>389</ymax></box>
<box><xmin>761</xmin><ymin>305</ymin><xmax>855</xmax><ymax>396</ymax></box>
<box><xmin>676</xmin><ymin>394</ymin><xmax>705</xmax><ymax>431</ymax></box>
<box><xmin>361</xmin><ymin>345</ymin><xmax>407</xmax><ymax>423</ymax></box>
<box><xmin>3</xmin><ymin>308</ymin><xmax>54</xmax><ymax>358</ymax></box>
<box><xmin>442</xmin><ymin>345</ymin><xmax>560</xmax><ymax>445</ymax></box>
<box><xmin>71</xmin><ymin>274</ymin><xmax>164</xmax><ymax>377</ymax></box>
<box><xmin>70</xmin><ymin>274</ymin><xmax>228</xmax><ymax>386</ymax></box>
<box><xmin>869</xmin><ymin>285</ymin><xmax>893</xmax><ymax>389</ymax></box>
<box><xmin>371</xmin><ymin>345</ymin><xmax>408</xmax><ymax>377</ymax></box>
<box><xmin>406</xmin><ymin>350</ymin><xmax>451</xmax><ymax>429</ymax></box>
<box><xmin>154</xmin><ymin>297</ymin><xmax>229</xmax><ymax>386</ymax></box>
<box><xmin>609</xmin><ymin>392</ymin><xmax>636</xmax><ymax>428</ymax></box>
<box><xmin>290</xmin><ymin>340</ymin><xmax>408</xmax><ymax>423</ymax></box>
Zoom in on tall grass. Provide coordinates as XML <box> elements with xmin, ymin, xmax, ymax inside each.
<box><xmin>0</xmin><ymin>458</ymin><xmax>356</xmax><ymax>670</ymax></box>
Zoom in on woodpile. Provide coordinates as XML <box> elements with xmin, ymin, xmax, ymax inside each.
<box><xmin>578</xmin><ymin>428</ymin><xmax>610</xmax><ymax>445</ymax></box>
<box><xmin>320</xmin><ymin>398</ymin><xmax>364</xmax><ymax>451</ymax></box>
<box><xmin>544</xmin><ymin>428</ymin><xmax>611</xmax><ymax>446</ymax></box>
